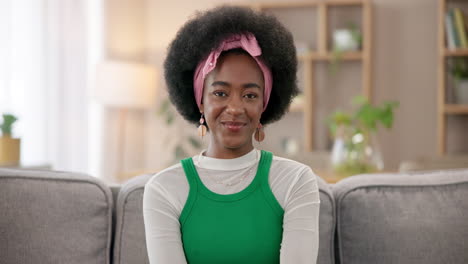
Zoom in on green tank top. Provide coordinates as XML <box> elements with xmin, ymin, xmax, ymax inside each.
<box><xmin>179</xmin><ymin>150</ymin><xmax>284</xmax><ymax>264</ymax></box>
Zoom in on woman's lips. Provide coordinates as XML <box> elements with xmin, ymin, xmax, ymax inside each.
<box><xmin>222</xmin><ymin>121</ymin><xmax>246</xmax><ymax>132</ymax></box>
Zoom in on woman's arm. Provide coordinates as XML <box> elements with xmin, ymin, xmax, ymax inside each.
<box><xmin>143</xmin><ymin>178</ymin><xmax>188</xmax><ymax>264</ymax></box>
<box><xmin>280</xmin><ymin>167</ymin><xmax>321</xmax><ymax>264</ymax></box>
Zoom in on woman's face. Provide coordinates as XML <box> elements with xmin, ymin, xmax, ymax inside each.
<box><xmin>200</xmin><ymin>52</ymin><xmax>264</xmax><ymax>154</ymax></box>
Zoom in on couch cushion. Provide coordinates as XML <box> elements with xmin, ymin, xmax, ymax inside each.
<box><xmin>316</xmin><ymin>176</ymin><xmax>336</xmax><ymax>264</ymax></box>
<box><xmin>0</xmin><ymin>168</ymin><xmax>113</xmax><ymax>264</ymax></box>
<box><xmin>113</xmin><ymin>173</ymin><xmax>335</xmax><ymax>264</ymax></box>
<box><xmin>333</xmin><ymin>169</ymin><xmax>468</xmax><ymax>264</ymax></box>
<box><xmin>113</xmin><ymin>174</ymin><xmax>153</xmax><ymax>264</ymax></box>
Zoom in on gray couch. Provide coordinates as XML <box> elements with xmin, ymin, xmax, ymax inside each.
<box><xmin>1</xmin><ymin>168</ymin><xmax>467</xmax><ymax>264</ymax></box>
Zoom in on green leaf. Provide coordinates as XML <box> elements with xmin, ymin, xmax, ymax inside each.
<box><xmin>347</xmin><ymin>22</ymin><xmax>362</xmax><ymax>48</ymax></box>
<box><xmin>450</xmin><ymin>57</ymin><xmax>468</xmax><ymax>79</ymax></box>
<box><xmin>327</xmin><ymin>110</ymin><xmax>352</xmax><ymax>136</ymax></box>
<box><xmin>331</xmin><ymin>111</ymin><xmax>352</xmax><ymax>124</ymax></box>
<box><xmin>355</xmin><ymin>103</ymin><xmax>380</xmax><ymax>131</ymax></box>
<box><xmin>379</xmin><ymin>101</ymin><xmax>399</xmax><ymax>128</ymax></box>
<box><xmin>352</xmin><ymin>95</ymin><xmax>368</xmax><ymax>106</ymax></box>
<box><xmin>329</xmin><ymin>47</ymin><xmax>344</xmax><ymax>75</ymax></box>
<box><xmin>1</xmin><ymin>113</ymin><xmax>18</xmax><ymax>135</ymax></box>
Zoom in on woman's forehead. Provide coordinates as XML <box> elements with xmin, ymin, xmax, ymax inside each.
<box><xmin>210</xmin><ymin>53</ymin><xmax>264</xmax><ymax>83</ymax></box>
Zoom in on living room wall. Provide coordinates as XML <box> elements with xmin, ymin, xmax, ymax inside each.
<box><xmin>105</xmin><ymin>0</ymin><xmax>442</xmax><ymax>172</ymax></box>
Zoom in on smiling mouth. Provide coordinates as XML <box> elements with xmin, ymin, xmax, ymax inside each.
<box><xmin>222</xmin><ymin>121</ymin><xmax>246</xmax><ymax>132</ymax></box>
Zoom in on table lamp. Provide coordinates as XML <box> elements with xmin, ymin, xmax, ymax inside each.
<box><xmin>94</xmin><ymin>60</ymin><xmax>157</xmax><ymax>181</ymax></box>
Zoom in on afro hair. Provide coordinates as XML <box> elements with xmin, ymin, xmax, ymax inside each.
<box><xmin>164</xmin><ymin>5</ymin><xmax>299</xmax><ymax>126</ymax></box>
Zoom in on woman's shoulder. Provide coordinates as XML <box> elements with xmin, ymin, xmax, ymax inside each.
<box><xmin>143</xmin><ymin>161</ymin><xmax>191</xmax><ymax>216</ymax></box>
<box><xmin>269</xmin><ymin>153</ymin><xmax>319</xmax><ymax>185</ymax></box>
<box><xmin>268</xmin><ymin>153</ymin><xmax>320</xmax><ymax>207</ymax></box>
<box><xmin>270</xmin><ymin>153</ymin><xmax>315</xmax><ymax>174</ymax></box>
<box><xmin>146</xmin><ymin>162</ymin><xmax>186</xmax><ymax>188</ymax></box>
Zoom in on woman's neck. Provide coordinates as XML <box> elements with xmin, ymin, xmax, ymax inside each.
<box><xmin>204</xmin><ymin>143</ymin><xmax>254</xmax><ymax>159</ymax></box>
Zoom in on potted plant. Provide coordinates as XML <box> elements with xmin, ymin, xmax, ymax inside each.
<box><xmin>327</xmin><ymin>96</ymin><xmax>399</xmax><ymax>177</ymax></box>
<box><xmin>449</xmin><ymin>57</ymin><xmax>468</xmax><ymax>104</ymax></box>
<box><xmin>0</xmin><ymin>113</ymin><xmax>20</xmax><ymax>166</ymax></box>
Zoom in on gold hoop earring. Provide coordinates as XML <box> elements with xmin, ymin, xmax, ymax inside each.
<box><xmin>254</xmin><ymin>123</ymin><xmax>265</xmax><ymax>142</ymax></box>
<box><xmin>198</xmin><ymin>113</ymin><xmax>207</xmax><ymax>138</ymax></box>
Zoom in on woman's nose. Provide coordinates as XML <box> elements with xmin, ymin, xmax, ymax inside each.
<box><xmin>225</xmin><ymin>96</ymin><xmax>245</xmax><ymax>115</ymax></box>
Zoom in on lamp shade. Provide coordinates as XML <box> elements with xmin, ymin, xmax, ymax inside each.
<box><xmin>93</xmin><ymin>61</ymin><xmax>157</xmax><ymax>108</ymax></box>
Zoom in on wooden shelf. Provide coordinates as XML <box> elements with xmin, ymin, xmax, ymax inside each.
<box><xmin>444</xmin><ymin>104</ymin><xmax>468</xmax><ymax>114</ymax></box>
<box><xmin>444</xmin><ymin>49</ymin><xmax>468</xmax><ymax>57</ymax></box>
<box><xmin>252</xmin><ymin>1</ymin><xmax>317</xmax><ymax>9</ymax></box>
<box><xmin>254</xmin><ymin>0</ymin><xmax>367</xmax><ymax>9</ymax></box>
<box><xmin>324</xmin><ymin>0</ymin><xmax>369</xmax><ymax>7</ymax></box>
<box><xmin>298</xmin><ymin>51</ymin><xmax>363</xmax><ymax>61</ymax></box>
<box><xmin>438</xmin><ymin>0</ymin><xmax>468</xmax><ymax>154</ymax></box>
<box><xmin>289</xmin><ymin>103</ymin><xmax>305</xmax><ymax>113</ymax></box>
<box><xmin>289</xmin><ymin>95</ymin><xmax>305</xmax><ymax>112</ymax></box>
<box><xmin>239</xmin><ymin>0</ymin><xmax>372</xmax><ymax>152</ymax></box>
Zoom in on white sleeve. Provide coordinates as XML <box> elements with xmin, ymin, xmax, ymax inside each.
<box><xmin>143</xmin><ymin>178</ymin><xmax>188</xmax><ymax>264</ymax></box>
<box><xmin>280</xmin><ymin>167</ymin><xmax>321</xmax><ymax>264</ymax></box>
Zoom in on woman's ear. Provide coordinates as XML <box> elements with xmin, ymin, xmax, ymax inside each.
<box><xmin>199</xmin><ymin>103</ymin><xmax>204</xmax><ymax>113</ymax></box>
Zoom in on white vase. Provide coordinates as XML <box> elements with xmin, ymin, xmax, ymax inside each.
<box><xmin>331</xmin><ymin>127</ymin><xmax>384</xmax><ymax>177</ymax></box>
<box><xmin>455</xmin><ymin>79</ymin><xmax>468</xmax><ymax>104</ymax></box>
<box><xmin>333</xmin><ymin>29</ymin><xmax>359</xmax><ymax>51</ymax></box>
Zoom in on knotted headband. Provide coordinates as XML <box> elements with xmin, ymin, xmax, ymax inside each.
<box><xmin>193</xmin><ymin>33</ymin><xmax>272</xmax><ymax>112</ymax></box>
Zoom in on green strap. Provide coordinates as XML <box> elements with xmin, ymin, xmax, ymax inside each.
<box><xmin>258</xmin><ymin>150</ymin><xmax>283</xmax><ymax>216</ymax></box>
<box><xmin>181</xmin><ymin>157</ymin><xmax>198</xmax><ymax>192</ymax></box>
<box><xmin>180</xmin><ymin>158</ymin><xmax>199</xmax><ymax>226</ymax></box>
<box><xmin>258</xmin><ymin>150</ymin><xmax>272</xmax><ymax>184</ymax></box>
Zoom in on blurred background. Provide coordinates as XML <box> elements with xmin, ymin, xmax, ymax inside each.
<box><xmin>1</xmin><ymin>0</ymin><xmax>467</xmax><ymax>184</ymax></box>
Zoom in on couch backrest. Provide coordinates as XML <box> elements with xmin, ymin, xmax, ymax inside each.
<box><xmin>114</xmin><ymin>173</ymin><xmax>336</xmax><ymax>264</ymax></box>
<box><xmin>0</xmin><ymin>168</ymin><xmax>113</xmax><ymax>264</ymax></box>
<box><xmin>399</xmin><ymin>155</ymin><xmax>468</xmax><ymax>172</ymax></box>
<box><xmin>332</xmin><ymin>169</ymin><xmax>468</xmax><ymax>264</ymax></box>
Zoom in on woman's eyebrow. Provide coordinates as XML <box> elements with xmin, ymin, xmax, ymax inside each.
<box><xmin>211</xmin><ymin>81</ymin><xmax>230</xmax><ymax>87</ymax></box>
<box><xmin>243</xmin><ymin>83</ymin><xmax>261</xmax><ymax>89</ymax></box>
<box><xmin>211</xmin><ymin>81</ymin><xmax>261</xmax><ymax>89</ymax></box>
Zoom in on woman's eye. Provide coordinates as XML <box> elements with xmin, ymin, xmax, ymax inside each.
<box><xmin>213</xmin><ymin>91</ymin><xmax>227</xmax><ymax>97</ymax></box>
<box><xmin>244</xmin><ymin>93</ymin><xmax>258</xmax><ymax>99</ymax></box>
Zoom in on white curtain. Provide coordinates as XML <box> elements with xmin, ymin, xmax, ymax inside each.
<box><xmin>46</xmin><ymin>0</ymin><xmax>90</xmax><ymax>173</ymax></box>
<box><xmin>0</xmin><ymin>0</ymin><xmax>48</xmax><ymax>166</ymax></box>
<box><xmin>0</xmin><ymin>0</ymin><xmax>92</xmax><ymax>173</ymax></box>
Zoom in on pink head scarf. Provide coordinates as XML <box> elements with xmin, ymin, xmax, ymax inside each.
<box><xmin>193</xmin><ymin>33</ymin><xmax>272</xmax><ymax>112</ymax></box>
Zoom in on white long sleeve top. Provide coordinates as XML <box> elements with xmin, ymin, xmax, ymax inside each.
<box><xmin>143</xmin><ymin>149</ymin><xmax>320</xmax><ymax>264</ymax></box>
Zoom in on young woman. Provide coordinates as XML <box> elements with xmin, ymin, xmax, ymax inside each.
<box><xmin>143</xmin><ymin>6</ymin><xmax>320</xmax><ymax>264</ymax></box>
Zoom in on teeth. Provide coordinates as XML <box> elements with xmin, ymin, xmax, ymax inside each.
<box><xmin>225</xmin><ymin>123</ymin><xmax>243</xmax><ymax>129</ymax></box>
